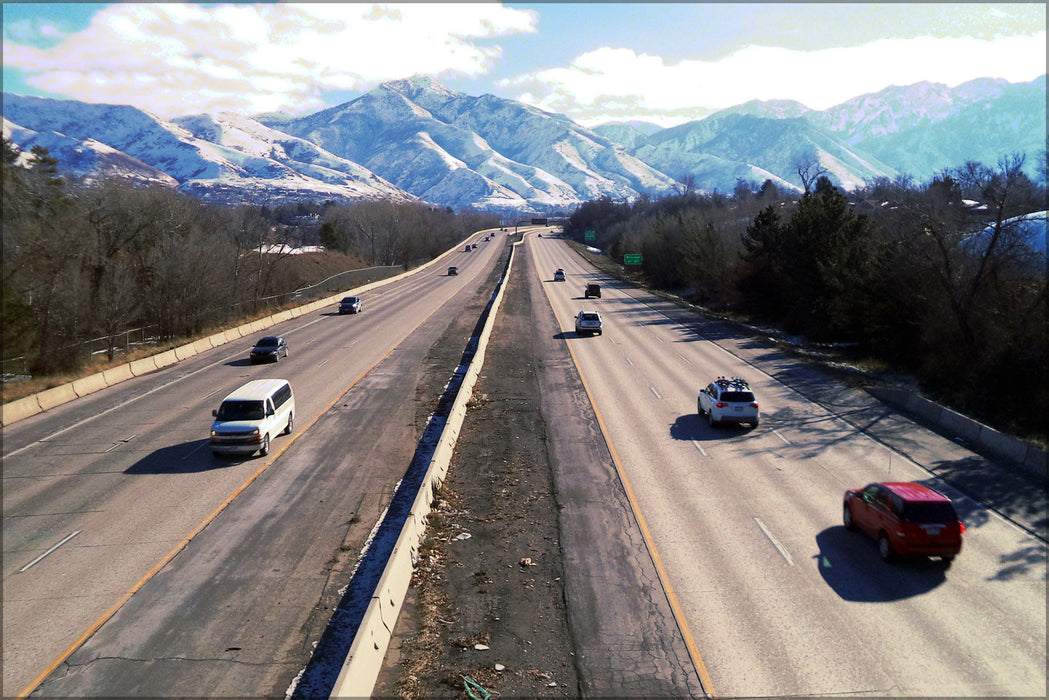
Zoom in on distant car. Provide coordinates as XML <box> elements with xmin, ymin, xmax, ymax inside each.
<box><xmin>338</xmin><ymin>296</ymin><xmax>362</xmax><ymax>314</ymax></box>
<box><xmin>465</xmin><ymin>244</ymin><xmax>472</xmax><ymax>252</ymax></box>
<box><xmin>448</xmin><ymin>266</ymin><xmax>458</xmax><ymax>276</ymax></box>
<box><xmin>697</xmin><ymin>376</ymin><xmax>759</xmax><ymax>427</ymax></box>
<box><xmin>584</xmin><ymin>283</ymin><xmax>601</xmax><ymax>298</ymax></box>
<box><xmin>574</xmin><ymin>310</ymin><xmax>602</xmax><ymax>336</ymax></box>
<box><xmin>843</xmin><ymin>482</ymin><xmax>965</xmax><ymax>563</ymax></box>
<box><xmin>553</xmin><ymin>269</ymin><xmax>566</xmax><ymax>282</ymax></box>
<box><xmin>249</xmin><ymin>335</ymin><xmax>288</xmax><ymax>363</ymax></box>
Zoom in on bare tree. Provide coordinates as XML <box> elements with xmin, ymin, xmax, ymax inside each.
<box><xmin>792</xmin><ymin>148</ymin><xmax>828</xmax><ymax>194</ymax></box>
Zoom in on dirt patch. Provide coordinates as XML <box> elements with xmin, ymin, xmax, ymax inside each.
<box><xmin>373</xmin><ymin>243</ymin><xmax>579</xmax><ymax>697</ymax></box>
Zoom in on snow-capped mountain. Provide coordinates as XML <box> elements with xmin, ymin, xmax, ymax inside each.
<box><xmin>650</xmin><ymin>75</ymin><xmax>1046</xmax><ymax>191</ymax></box>
<box><xmin>635</xmin><ymin>111</ymin><xmax>900</xmax><ymax>192</ymax></box>
<box><xmin>2</xmin><ymin>74</ymin><xmax>1044</xmax><ymax>211</ymax></box>
<box><xmin>258</xmin><ymin>76</ymin><xmax>678</xmax><ymax>211</ymax></box>
<box><xmin>1</xmin><ymin>94</ymin><xmax>415</xmax><ymax>206</ymax></box>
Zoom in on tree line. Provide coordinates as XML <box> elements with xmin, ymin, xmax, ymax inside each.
<box><xmin>564</xmin><ymin>157</ymin><xmax>1047</xmax><ymax>439</ymax></box>
<box><xmin>2</xmin><ymin>138</ymin><xmax>498</xmax><ymax>377</ymax></box>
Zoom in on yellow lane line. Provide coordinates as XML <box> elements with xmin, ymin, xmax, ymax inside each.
<box><xmin>18</xmin><ymin>293</ymin><xmax>449</xmax><ymax>697</ymax></box>
<box><xmin>532</xmin><ymin>238</ymin><xmax>717</xmax><ymax>697</ymax></box>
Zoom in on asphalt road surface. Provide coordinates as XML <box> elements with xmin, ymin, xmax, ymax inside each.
<box><xmin>525</xmin><ymin>234</ymin><xmax>1046</xmax><ymax>697</ymax></box>
<box><xmin>2</xmin><ymin>229</ymin><xmax>508</xmax><ymax>697</ymax></box>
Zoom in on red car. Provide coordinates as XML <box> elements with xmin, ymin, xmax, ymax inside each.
<box><xmin>843</xmin><ymin>482</ymin><xmax>964</xmax><ymax>563</ymax></box>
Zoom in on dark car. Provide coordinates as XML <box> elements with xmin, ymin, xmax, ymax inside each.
<box><xmin>249</xmin><ymin>335</ymin><xmax>288</xmax><ymax>363</ymax></box>
<box><xmin>448</xmin><ymin>266</ymin><xmax>459</xmax><ymax>276</ymax></box>
<box><xmin>338</xmin><ymin>296</ymin><xmax>362</xmax><ymax>314</ymax></box>
<box><xmin>843</xmin><ymin>482</ymin><xmax>965</xmax><ymax>563</ymax></box>
<box><xmin>584</xmin><ymin>283</ymin><xmax>601</xmax><ymax>298</ymax></box>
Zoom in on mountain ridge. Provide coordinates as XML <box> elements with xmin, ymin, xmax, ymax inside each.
<box><xmin>3</xmin><ymin>74</ymin><xmax>1044</xmax><ymax>212</ymax></box>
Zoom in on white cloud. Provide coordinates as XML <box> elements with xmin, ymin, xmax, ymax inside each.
<box><xmin>2</xmin><ymin>3</ymin><xmax>538</xmax><ymax>118</ymax></box>
<box><xmin>503</xmin><ymin>31</ymin><xmax>1047</xmax><ymax>126</ymax></box>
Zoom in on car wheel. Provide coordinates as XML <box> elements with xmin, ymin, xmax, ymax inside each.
<box><xmin>258</xmin><ymin>434</ymin><xmax>270</xmax><ymax>457</ymax></box>
<box><xmin>751</xmin><ymin>418</ymin><xmax>759</xmax><ymax>428</ymax></box>
<box><xmin>284</xmin><ymin>413</ymin><xmax>294</xmax><ymax>435</ymax></box>
<box><xmin>697</xmin><ymin>399</ymin><xmax>704</xmax><ymax>416</ymax></box>
<box><xmin>843</xmin><ymin>503</ymin><xmax>856</xmax><ymax>531</ymax></box>
<box><xmin>708</xmin><ymin>411</ymin><xmax>719</xmax><ymax>428</ymax></box>
<box><xmin>878</xmin><ymin>532</ymin><xmax>895</xmax><ymax>562</ymax></box>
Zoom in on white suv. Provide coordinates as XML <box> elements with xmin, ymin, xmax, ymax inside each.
<box><xmin>698</xmin><ymin>377</ymin><xmax>759</xmax><ymax>428</ymax></box>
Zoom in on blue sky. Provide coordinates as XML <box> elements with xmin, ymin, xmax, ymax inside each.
<box><xmin>2</xmin><ymin>2</ymin><xmax>1045</xmax><ymax>127</ymax></box>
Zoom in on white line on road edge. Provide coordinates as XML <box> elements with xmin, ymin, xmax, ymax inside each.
<box><xmin>754</xmin><ymin>517</ymin><xmax>794</xmax><ymax>565</ymax></box>
<box><xmin>773</xmin><ymin>430</ymin><xmax>791</xmax><ymax>445</ymax></box>
<box><xmin>650</xmin><ymin>387</ymin><xmax>662</xmax><ymax>400</ymax></box>
<box><xmin>691</xmin><ymin>440</ymin><xmax>707</xmax><ymax>457</ymax></box>
<box><xmin>20</xmin><ymin>531</ymin><xmax>82</xmax><ymax>573</ymax></box>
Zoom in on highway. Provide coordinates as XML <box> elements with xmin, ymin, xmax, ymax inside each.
<box><xmin>526</xmin><ymin>233</ymin><xmax>1046</xmax><ymax>697</ymax></box>
<box><xmin>1</xmin><ymin>229</ymin><xmax>507</xmax><ymax>697</ymax></box>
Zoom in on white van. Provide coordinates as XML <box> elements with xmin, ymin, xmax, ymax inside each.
<box><xmin>210</xmin><ymin>379</ymin><xmax>295</xmax><ymax>457</ymax></box>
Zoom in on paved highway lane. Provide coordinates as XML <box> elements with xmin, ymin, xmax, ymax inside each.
<box><xmin>2</xmin><ymin>229</ymin><xmax>507</xmax><ymax>697</ymax></box>
<box><xmin>527</xmin><ymin>234</ymin><xmax>1046</xmax><ymax>697</ymax></box>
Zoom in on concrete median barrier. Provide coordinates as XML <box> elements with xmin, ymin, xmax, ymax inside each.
<box><xmin>192</xmin><ymin>337</ymin><xmax>215</xmax><ymax>354</ymax></box>
<box><xmin>174</xmin><ymin>344</ymin><xmax>198</xmax><ymax>362</ymax></box>
<box><xmin>129</xmin><ymin>356</ymin><xmax>159</xmax><ymax>376</ymax></box>
<box><xmin>72</xmin><ymin>372</ymin><xmax>109</xmax><ymax>398</ymax></box>
<box><xmin>153</xmin><ymin>349</ymin><xmax>179</xmax><ymax>369</ymax></box>
<box><xmin>102</xmin><ymin>364</ymin><xmax>134</xmax><ymax>385</ymax></box>
<box><xmin>330</xmin><ymin>240</ymin><xmax>518</xmax><ymax>698</ymax></box>
<box><xmin>36</xmin><ymin>384</ymin><xmax>79</xmax><ymax>412</ymax></box>
<box><xmin>2</xmin><ymin>395</ymin><xmax>43</xmax><ymax>426</ymax></box>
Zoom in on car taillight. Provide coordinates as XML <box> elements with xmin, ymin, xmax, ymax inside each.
<box><xmin>959</xmin><ymin>523</ymin><xmax>966</xmax><ymax>533</ymax></box>
<box><xmin>716</xmin><ymin>402</ymin><xmax>726</xmax><ymax>408</ymax></box>
<box><xmin>751</xmin><ymin>402</ymin><xmax>759</xmax><ymax>408</ymax></box>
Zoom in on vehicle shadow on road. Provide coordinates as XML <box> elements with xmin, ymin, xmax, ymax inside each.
<box><xmin>815</xmin><ymin>526</ymin><xmax>948</xmax><ymax>601</ymax></box>
<box><xmin>669</xmin><ymin>413</ymin><xmax>754</xmax><ymax>441</ymax></box>
<box><xmin>124</xmin><ymin>440</ymin><xmax>237</xmax><ymax>473</ymax></box>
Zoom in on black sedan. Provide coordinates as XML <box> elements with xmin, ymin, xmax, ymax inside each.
<box><xmin>249</xmin><ymin>336</ymin><xmax>288</xmax><ymax>363</ymax></box>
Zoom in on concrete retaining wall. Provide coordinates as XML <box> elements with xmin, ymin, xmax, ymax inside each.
<box><xmin>869</xmin><ymin>387</ymin><xmax>1046</xmax><ymax>481</ymax></box>
<box><xmin>330</xmin><ymin>238</ymin><xmax>517</xmax><ymax>697</ymax></box>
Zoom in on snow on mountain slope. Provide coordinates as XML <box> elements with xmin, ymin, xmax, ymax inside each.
<box><xmin>2</xmin><ymin>94</ymin><xmax>416</xmax><ymax>206</ymax></box>
<box><xmin>3</xmin><ymin>74</ymin><xmax>1043</xmax><ymax>211</ymax></box>
<box><xmin>263</xmin><ymin>77</ymin><xmax>677</xmax><ymax>211</ymax></box>
<box><xmin>3</xmin><ymin>117</ymin><xmax>178</xmax><ymax>187</ymax></box>
<box><xmin>634</xmin><ymin>112</ymin><xmax>896</xmax><ymax>193</ymax></box>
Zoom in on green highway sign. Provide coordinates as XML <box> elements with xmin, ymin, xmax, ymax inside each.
<box><xmin>624</xmin><ymin>253</ymin><xmax>642</xmax><ymax>265</ymax></box>
<box><xmin>584</xmin><ymin>229</ymin><xmax>596</xmax><ymax>241</ymax></box>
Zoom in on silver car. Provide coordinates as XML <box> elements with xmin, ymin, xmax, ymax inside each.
<box><xmin>574</xmin><ymin>310</ymin><xmax>602</xmax><ymax>336</ymax></box>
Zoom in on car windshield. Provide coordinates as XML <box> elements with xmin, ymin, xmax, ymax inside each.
<box><xmin>899</xmin><ymin>500</ymin><xmax>958</xmax><ymax>523</ymax></box>
<box><xmin>581</xmin><ymin>313</ymin><xmax>599</xmax><ymax>321</ymax></box>
<box><xmin>255</xmin><ymin>337</ymin><xmax>279</xmax><ymax>348</ymax></box>
<box><xmin>721</xmin><ymin>391</ymin><xmax>755</xmax><ymax>402</ymax></box>
<box><xmin>216</xmin><ymin>400</ymin><xmax>265</xmax><ymax>421</ymax></box>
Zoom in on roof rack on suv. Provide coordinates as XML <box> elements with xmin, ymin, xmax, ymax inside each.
<box><xmin>715</xmin><ymin>376</ymin><xmax>749</xmax><ymax>389</ymax></box>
